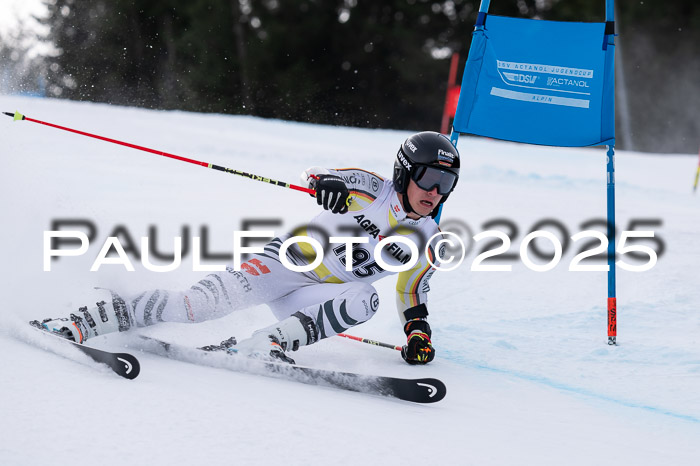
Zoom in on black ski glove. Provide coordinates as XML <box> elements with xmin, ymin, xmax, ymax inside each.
<box><xmin>401</xmin><ymin>319</ymin><xmax>435</xmax><ymax>365</ymax></box>
<box><xmin>314</xmin><ymin>174</ymin><xmax>350</xmax><ymax>214</ymax></box>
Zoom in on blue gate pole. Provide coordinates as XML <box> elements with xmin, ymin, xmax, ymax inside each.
<box><xmin>475</xmin><ymin>0</ymin><xmax>491</xmax><ymax>27</ymax></box>
<box><xmin>440</xmin><ymin>0</ymin><xmax>492</xmax><ymax>223</ymax></box>
<box><xmin>606</xmin><ymin>145</ymin><xmax>617</xmax><ymax>345</ymax></box>
<box><xmin>605</xmin><ymin>0</ymin><xmax>617</xmax><ymax>345</ymax></box>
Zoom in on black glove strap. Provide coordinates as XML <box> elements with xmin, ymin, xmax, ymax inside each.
<box><xmin>402</xmin><ymin>303</ymin><xmax>428</xmax><ymax>321</ymax></box>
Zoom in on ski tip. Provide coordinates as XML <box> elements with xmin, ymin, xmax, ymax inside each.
<box><xmin>3</xmin><ymin>111</ymin><xmax>25</xmax><ymax>121</ymax></box>
<box><xmin>414</xmin><ymin>377</ymin><xmax>447</xmax><ymax>403</ymax></box>
<box><xmin>117</xmin><ymin>354</ymin><xmax>141</xmax><ymax>380</ymax></box>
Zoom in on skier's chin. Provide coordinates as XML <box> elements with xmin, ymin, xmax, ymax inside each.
<box><xmin>414</xmin><ymin>203</ymin><xmax>434</xmax><ymax>217</ymax></box>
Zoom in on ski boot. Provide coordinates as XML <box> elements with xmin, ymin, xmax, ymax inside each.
<box><xmin>30</xmin><ymin>290</ymin><xmax>134</xmax><ymax>344</ymax></box>
<box><xmin>233</xmin><ymin>314</ymin><xmax>317</xmax><ymax>364</ymax></box>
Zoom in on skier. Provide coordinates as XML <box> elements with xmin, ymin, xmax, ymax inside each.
<box><xmin>32</xmin><ymin>131</ymin><xmax>460</xmax><ymax>365</ymax></box>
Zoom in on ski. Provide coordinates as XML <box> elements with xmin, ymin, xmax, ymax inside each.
<box><xmin>137</xmin><ymin>336</ymin><xmax>446</xmax><ymax>403</ymax></box>
<box><xmin>28</xmin><ymin>324</ymin><xmax>140</xmax><ymax>380</ymax></box>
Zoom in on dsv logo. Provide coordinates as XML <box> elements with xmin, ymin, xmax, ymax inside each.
<box><xmin>503</xmin><ymin>72</ymin><xmax>538</xmax><ymax>84</ymax></box>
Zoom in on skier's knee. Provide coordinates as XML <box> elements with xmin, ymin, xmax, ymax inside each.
<box><xmin>291</xmin><ymin>283</ymin><xmax>380</xmax><ymax>341</ymax></box>
<box><xmin>347</xmin><ymin>283</ymin><xmax>380</xmax><ymax>324</ymax></box>
<box><xmin>322</xmin><ymin>282</ymin><xmax>380</xmax><ymax>330</ymax></box>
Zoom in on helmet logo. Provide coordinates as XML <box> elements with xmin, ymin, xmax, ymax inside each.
<box><xmin>437</xmin><ymin>149</ymin><xmax>455</xmax><ymax>166</ymax></box>
<box><xmin>398</xmin><ymin>151</ymin><xmax>413</xmax><ymax>171</ymax></box>
<box><xmin>406</xmin><ymin>140</ymin><xmax>418</xmax><ymax>153</ymax></box>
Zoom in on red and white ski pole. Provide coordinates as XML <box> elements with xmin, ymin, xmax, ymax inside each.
<box><xmin>3</xmin><ymin>110</ymin><xmax>315</xmax><ymax>195</ymax></box>
<box><xmin>336</xmin><ymin>333</ymin><xmax>402</xmax><ymax>351</ymax></box>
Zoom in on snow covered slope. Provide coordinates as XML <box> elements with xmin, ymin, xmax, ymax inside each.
<box><xmin>1</xmin><ymin>96</ymin><xmax>699</xmax><ymax>465</ymax></box>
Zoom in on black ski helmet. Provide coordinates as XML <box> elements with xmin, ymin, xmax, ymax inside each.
<box><xmin>393</xmin><ymin>131</ymin><xmax>460</xmax><ymax>215</ymax></box>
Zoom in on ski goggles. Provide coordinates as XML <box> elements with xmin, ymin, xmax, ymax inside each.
<box><xmin>412</xmin><ymin>165</ymin><xmax>458</xmax><ymax>195</ymax></box>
